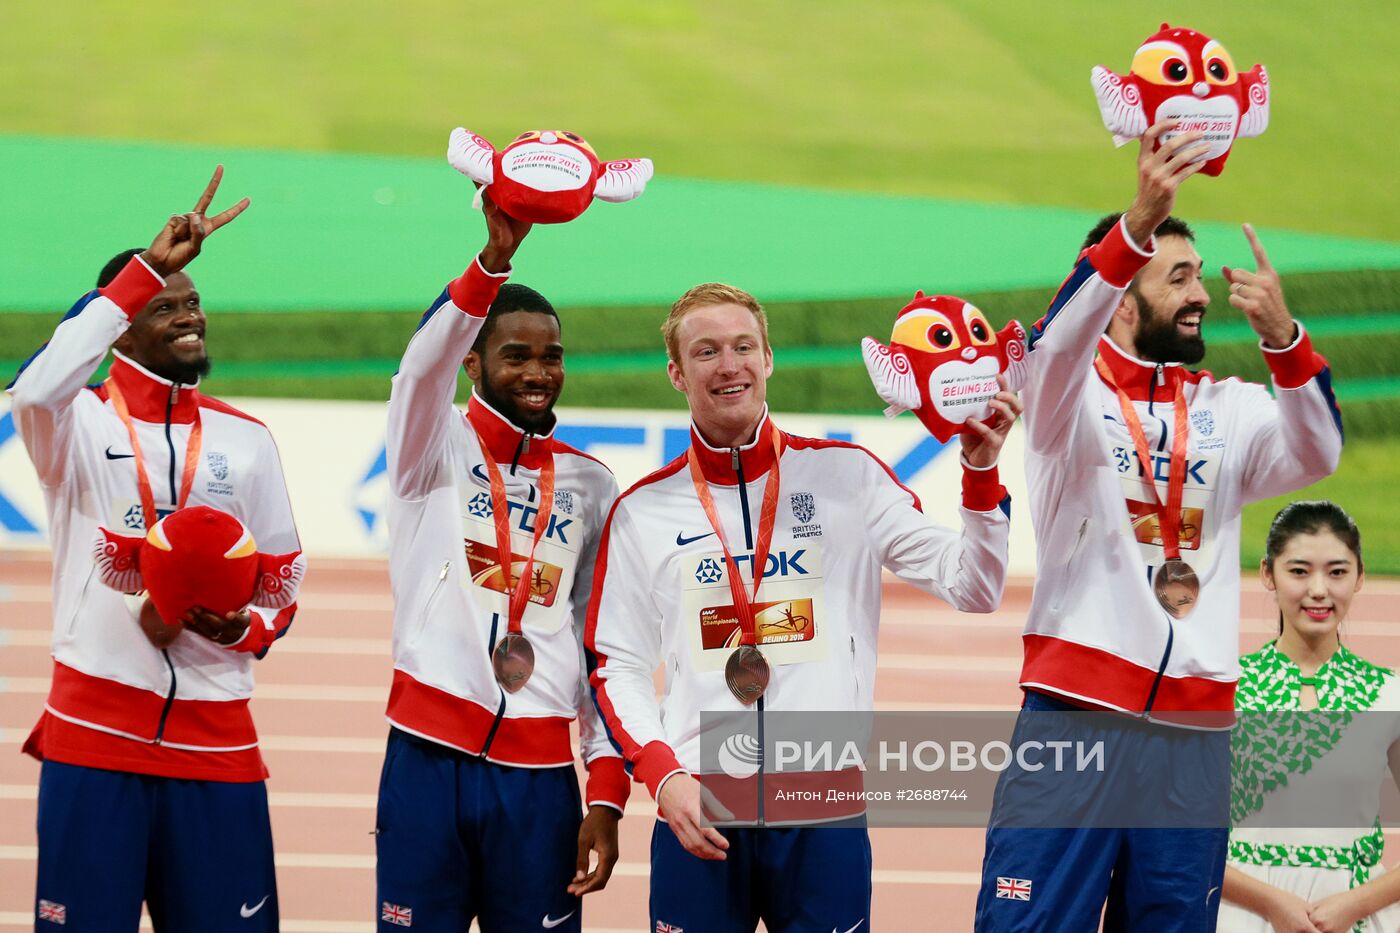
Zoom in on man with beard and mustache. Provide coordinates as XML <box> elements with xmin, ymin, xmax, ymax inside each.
<box><xmin>375</xmin><ymin>191</ymin><xmax>626</xmax><ymax>933</ymax></box>
<box><xmin>8</xmin><ymin>168</ymin><xmax>302</xmax><ymax>931</ymax></box>
<box><xmin>975</xmin><ymin>122</ymin><xmax>1345</xmax><ymax>931</ymax></box>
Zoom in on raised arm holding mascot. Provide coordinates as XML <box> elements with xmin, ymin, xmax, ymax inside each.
<box><xmin>975</xmin><ymin>120</ymin><xmax>1344</xmax><ymax>932</ymax></box>
<box><xmin>374</xmin><ymin>171</ymin><xmax>628</xmax><ymax>932</ymax></box>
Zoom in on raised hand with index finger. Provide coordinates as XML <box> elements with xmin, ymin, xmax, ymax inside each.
<box><xmin>141</xmin><ymin>165</ymin><xmax>250</xmax><ymax>278</ymax></box>
<box><xmin>1222</xmin><ymin>223</ymin><xmax>1297</xmax><ymax>349</ymax></box>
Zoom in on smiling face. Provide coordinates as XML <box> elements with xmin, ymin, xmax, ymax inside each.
<box><xmin>1262</xmin><ymin>531</ymin><xmax>1364</xmax><ymax>644</ymax></box>
<box><xmin>113</xmin><ymin>271</ymin><xmax>210</xmax><ymax>384</ymax></box>
<box><xmin>667</xmin><ymin>302</ymin><xmax>774</xmax><ymax>448</ymax></box>
<box><xmin>1112</xmin><ymin>234</ymin><xmax>1211</xmax><ymax>364</ymax></box>
<box><xmin>465</xmin><ymin>309</ymin><xmax>564</xmax><ymax>435</ymax></box>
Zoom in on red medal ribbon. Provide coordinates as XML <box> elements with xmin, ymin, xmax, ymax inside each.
<box><xmin>106</xmin><ymin>377</ymin><xmax>203</xmax><ymax>530</ymax></box>
<box><xmin>687</xmin><ymin>427</ymin><xmax>784</xmax><ymax>647</ymax></box>
<box><xmin>480</xmin><ymin>441</ymin><xmax>555</xmax><ymax>636</ymax></box>
<box><xmin>1095</xmin><ymin>357</ymin><xmax>1190</xmax><ymax>560</ymax></box>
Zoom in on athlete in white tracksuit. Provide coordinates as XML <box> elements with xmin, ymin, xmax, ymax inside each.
<box><xmin>8</xmin><ymin>171</ymin><xmax>299</xmax><ymax>931</ymax></box>
<box><xmin>975</xmin><ymin>123</ymin><xmax>1345</xmax><ymax>932</ymax></box>
<box><xmin>374</xmin><ymin>191</ymin><xmax>627</xmax><ymax>933</ymax></box>
<box><xmin>586</xmin><ymin>282</ymin><xmax>1018</xmax><ymax>932</ymax></box>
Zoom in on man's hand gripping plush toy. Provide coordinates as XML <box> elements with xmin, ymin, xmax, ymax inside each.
<box><xmin>862</xmin><ymin>293</ymin><xmax>1028</xmax><ymax>443</ymax></box>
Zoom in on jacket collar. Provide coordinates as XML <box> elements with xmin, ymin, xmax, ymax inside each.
<box><xmin>1095</xmin><ymin>336</ymin><xmax>1189</xmax><ymax>404</ymax></box>
<box><xmin>467</xmin><ymin>390</ymin><xmax>556</xmax><ymax>470</ymax></box>
<box><xmin>689</xmin><ymin>408</ymin><xmax>782</xmax><ymax>486</ymax></box>
<box><xmin>107</xmin><ymin>351</ymin><xmax>201</xmax><ymax>424</ymax></box>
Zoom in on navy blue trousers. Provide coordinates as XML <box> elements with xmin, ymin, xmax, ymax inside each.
<box><xmin>35</xmin><ymin>760</ymin><xmax>277</xmax><ymax>932</ymax></box>
<box><xmin>374</xmin><ymin>728</ymin><xmax>585</xmax><ymax>932</ymax></box>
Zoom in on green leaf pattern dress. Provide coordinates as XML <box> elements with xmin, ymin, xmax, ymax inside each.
<box><xmin>1217</xmin><ymin>642</ymin><xmax>1400</xmax><ymax>933</ymax></box>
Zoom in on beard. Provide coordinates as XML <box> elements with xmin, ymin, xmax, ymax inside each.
<box><xmin>477</xmin><ymin>366</ymin><xmax>557</xmax><ymax>436</ymax></box>
<box><xmin>167</xmin><ymin>355</ymin><xmax>212</xmax><ymax>386</ymax></box>
<box><xmin>1132</xmin><ymin>290</ymin><xmax>1207</xmax><ymax>365</ymax></box>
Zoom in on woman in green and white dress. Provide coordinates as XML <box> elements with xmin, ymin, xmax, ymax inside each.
<box><xmin>1220</xmin><ymin>501</ymin><xmax>1400</xmax><ymax>933</ymax></box>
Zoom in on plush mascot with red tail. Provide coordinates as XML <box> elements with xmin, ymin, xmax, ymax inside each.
<box><xmin>447</xmin><ymin>127</ymin><xmax>653</xmax><ymax>224</ymax></box>
<box><xmin>862</xmin><ymin>293</ymin><xmax>1028</xmax><ymax>442</ymax></box>
<box><xmin>92</xmin><ymin>506</ymin><xmax>304</xmax><ymax>626</ymax></box>
<box><xmin>1091</xmin><ymin>23</ymin><xmax>1269</xmax><ymax>176</ymax></box>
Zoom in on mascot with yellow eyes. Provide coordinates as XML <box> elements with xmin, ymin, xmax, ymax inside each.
<box><xmin>862</xmin><ymin>293</ymin><xmax>1028</xmax><ymax>443</ymax></box>
<box><xmin>92</xmin><ymin>506</ymin><xmax>304</xmax><ymax>627</ymax></box>
<box><xmin>1092</xmin><ymin>23</ymin><xmax>1269</xmax><ymax>176</ymax></box>
<box><xmin>447</xmin><ymin>127</ymin><xmax>653</xmax><ymax>224</ymax></box>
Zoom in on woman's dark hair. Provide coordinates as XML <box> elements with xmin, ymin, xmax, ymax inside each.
<box><xmin>1264</xmin><ymin>500</ymin><xmax>1362</xmax><ymax>634</ymax></box>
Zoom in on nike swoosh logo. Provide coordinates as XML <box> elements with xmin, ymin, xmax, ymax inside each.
<box><xmin>676</xmin><ymin>531</ymin><xmax>715</xmax><ymax>546</ymax></box>
<box><xmin>541</xmin><ymin>911</ymin><xmax>575</xmax><ymax>928</ymax></box>
<box><xmin>833</xmin><ymin>922</ymin><xmax>864</xmax><ymax>933</ymax></box>
<box><xmin>240</xmin><ymin>895</ymin><xmax>270</xmax><ymax>918</ymax></box>
<box><xmin>105</xmin><ymin>446</ymin><xmax>134</xmax><ymax>460</ymax></box>
<box><xmin>472</xmin><ymin>464</ymin><xmax>537</xmax><ymax>500</ymax></box>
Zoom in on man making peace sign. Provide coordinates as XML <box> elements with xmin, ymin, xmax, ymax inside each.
<box><xmin>9</xmin><ymin>168</ymin><xmax>301</xmax><ymax>932</ymax></box>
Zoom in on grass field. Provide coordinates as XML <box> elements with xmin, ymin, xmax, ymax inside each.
<box><xmin>2</xmin><ymin>1</ymin><xmax>1397</xmax><ymax>242</ymax></box>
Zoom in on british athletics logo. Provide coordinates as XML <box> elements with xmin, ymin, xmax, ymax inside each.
<box><xmin>656</xmin><ymin>922</ymin><xmax>684</xmax><ymax>932</ymax></box>
<box><xmin>38</xmin><ymin>899</ymin><xmax>66</xmax><ymax>924</ymax></box>
<box><xmin>995</xmin><ymin>876</ymin><xmax>1032</xmax><ymax>901</ymax></box>
<box><xmin>381</xmin><ymin>901</ymin><xmax>413</xmax><ymax>926</ymax></box>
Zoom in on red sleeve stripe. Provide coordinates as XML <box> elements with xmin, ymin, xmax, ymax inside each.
<box><xmin>447</xmin><ymin>257</ymin><xmax>508</xmax><ymax>317</ymax></box>
<box><xmin>553</xmin><ymin>440</ymin><xmax>612</xmax><ymax>471</ymax></box>
<box><xmin>100</xmin><ymin>255</ymin><xmax>165</xmax><ymax>320</ymax></box>
<box><xmin>195</xmin><ymin>394</ymin><xmax>268</xmax><ymax>427</ymax></box>
<box><xmin>1262</xmin><ymin>328</ymin><xmax>1327</xmax><ymax>390</ymax></box>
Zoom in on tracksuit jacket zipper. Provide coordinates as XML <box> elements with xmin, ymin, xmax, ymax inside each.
<box><xmin>153</xmin><ymin>382</ymin><xmax>182</xmax><ymax>744</ymax></box>
<box><xmin>479</xmin><ymin>431</ymin><xmax>534</xmax><ymax>758</ymax></box>
<box><xmin>732</xmin><ymin>447</ymin><xmax>767</xmax><ymax>824</ymax></box>
<box><xmin>1142</xmin><ymin>363</ymin><xmax>1173</xmax><ymax>715</ymax></box>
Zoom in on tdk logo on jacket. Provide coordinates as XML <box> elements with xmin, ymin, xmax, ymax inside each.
<box><xmin>1112</xmin><ymin>448</ymin><xmax>1217</xmax><ymax>487</ymax></box>
<box><xmin>465</xmin><ymin>491</ymin><xmax>573</xmax><ymax>545</ymax></box>
<box><xmin>692</xmin><ymin>549</ymin><xmax>812</xmax><ymax>585</ymax></box>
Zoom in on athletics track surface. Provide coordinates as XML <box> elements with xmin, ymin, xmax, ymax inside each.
<box><xmin>3</xmin><ymin>554</ymin><xmax>1400</xmax><ymax>931</ymax></box>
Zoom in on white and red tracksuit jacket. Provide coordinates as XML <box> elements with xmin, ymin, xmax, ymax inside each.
<box><xmin>7</xmin><ymin>255</ymin><xmax>301</xmax><ymax>782</ymax></box>
<box><xmin>585</xmin><ymin>413</ymin><xmax>1011</xmax><ymax>804</ymax></box>
<box><xmin>383</xmin><ymin>257</ymin><xmax>628</xmax><ymax>811</ymax></box>
<box><xmin>1018</xmin><ymin>216</ymin><xmax>1344</xmax><ymax>719</ymax></box>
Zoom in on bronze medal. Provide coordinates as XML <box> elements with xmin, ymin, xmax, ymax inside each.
<box><xmin>689</xmin><ymin>428</ymin><xmax>787</xmax><ymax>705</ymax></box>
<box><xmin>1153</xmin><ymin>558</ymin><xmax>1200</xmax><ymax>620</ymax></box>
<box><xmin>725</xmin><ymin>644</ymin><xmax>771</xmax><ymax>705</ymax></box>
<box><xmin>1095</xmin><ymin>357</ymin><xmax>1199</xmax><ymax>621</ymax></box>
<box><xmin>478</xmin><ymin>429</ymin><xmax>555</xmax><ymax>695</ymax></box>
<box><xmin>492</xmin><ymin>631</ymin><xmax>536</xmax><ymax>693</ymax></box>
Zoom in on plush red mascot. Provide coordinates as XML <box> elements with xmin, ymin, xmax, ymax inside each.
<box><xmin>447</xmin><ymin>127</ymin><xmax>653</xmax><ymax>224</ymax></box>
<box><xmin>862</xmin><ymin>293</ymin><xmax>1027</xmax><ymax>442</ymax></box>
<box><xmin>1092</xmin><ymin>23</ymin><xmax>1269</xmax><ymax>176</ymax></box>
<box><xmin>93</xmin><ymin>506</ymin><xmax>304</xmax><ymax>626</ymax></box>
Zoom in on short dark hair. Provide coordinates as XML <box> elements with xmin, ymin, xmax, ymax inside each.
<box><xmin>97</xmin><ymin>249</ymin><xmax>146</xmax><ymax>288</ymax></box>
<box><xmin>471</xmin><ymin>283</ymin><xmax>560</xmax><ymax>353</ymax></box>
<box><xmin>1081</xmin><ymin>213</ymin><xmax>1194</xmax><ymax>253</ymax></box>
